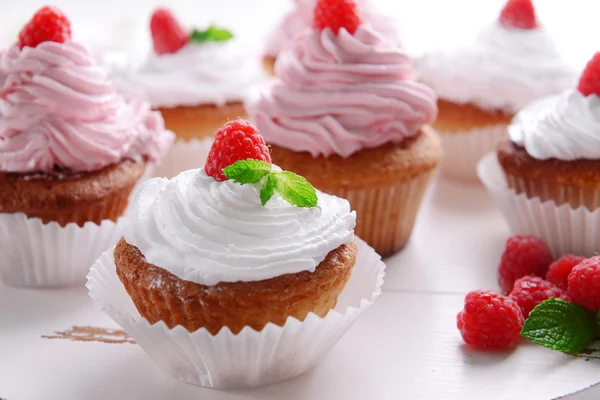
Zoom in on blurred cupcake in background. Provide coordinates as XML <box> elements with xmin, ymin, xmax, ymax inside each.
<box><xmin>478</xmin><ymin>52</ymin><xmax>600</xmax><ymax>257</ymax></box>
<box><xmin>111</xmin><ymin>7</ymin><xmax>264</xmax><ymax>178</ymax></box>
<box><xmin>418</xmin><ymin>0</ymin><xmax>575</xmax><ymax>181</ymax></box>
<box><xmin>262</xmin><ymin>0</ymin><xmax>400</xmax><ymax>76</ymax></box>
<box><xmin>248</xmin><ymin>0</ymin><xmax>441</xmax><ymax>257</ymax></box>
<box><xmin>0</xmin><ymin>6</ymin><xmax>173</xmax><ymax>287</ymax></box>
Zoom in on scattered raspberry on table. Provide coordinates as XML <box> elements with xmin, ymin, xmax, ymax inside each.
<box><xmin>546</xmin><ymin>255</ymin><xmax>585</xmax><ymax>290</ymax></box>
<box><xmin>509</xmin><ymin>276</ymin><xmax>570</xmax><ymax>317</ymax></box>
<box><xmin>498</xmin><ymin>234</ymin><xmax>553</xmax><ymax>294</ymax></box>
<box><xmin>568</xmin><ymin>256</ymin><xmax>600</xmax><ymax>311</ymax></box>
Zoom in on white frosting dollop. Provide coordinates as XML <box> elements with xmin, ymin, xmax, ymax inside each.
<box><xmin>109</xmin><ymin>40</ymin><xmax>264</xmax><ymax>108</ymax></box>
<box><xmin>418</xmin><ymin>22</ymin><xmax>575</xmax><ymax>114</ymax></box>
<box><xmin>124</xmin><ymin>168</ymin><xmax>356</xmax><ymax>285</ymax></box>
<box><xmin>508</xmin><ymin>90</ymin><xmax>600</xmax><ymax>161</ymax></box>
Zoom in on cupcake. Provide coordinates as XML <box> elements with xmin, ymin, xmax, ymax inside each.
<box><xmin>0</xmin><ymin>6</ymin><xmax>173</xmax><ymax>287</ymax></box>
<box><xmin>88</xmin><ymin>120</ymin><xmax>385</xmax><ymax>388</ymax></box>
<box><xmin>115</xmin><ymin>119</ymin><xmax>357</xmax><ymax>334</ymax></box>
<box><xmin>247</xmin><ymin>0</ymin><xmax>441</xmax><ymax>256</ymax></box>
<box><xmin>478</xmin><ymin>52</ymin><xmax>600</xmax><ymax>257</ymax></box>
<box><xmin>418</xmin><ymin>0</ymin><xmax>575</xmax><ymax>181</ymax></box>
<box><xmin>111</xmin><ymin>7</ymin><xmax>264</xmax><ymax>178</ymax></box>
<box><xmin>263</xmin><ymin>0</ymin><xmax>400</xmax><ymax>76</ymax></box>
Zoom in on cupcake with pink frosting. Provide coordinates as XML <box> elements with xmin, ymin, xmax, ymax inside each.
<box><xmin>263</xmin><ymin>0</ymin><xmax>399</xmax><ymax>76</ymax></box>
<box><xmin>0</xmin><ymin>6</ymin><xmax>174</xmax><ymax>287</ymax></box>
<box><xmin>247</xmin><ymin>0</ymin><xmax>442</xmax><ymax>256</ymax></box>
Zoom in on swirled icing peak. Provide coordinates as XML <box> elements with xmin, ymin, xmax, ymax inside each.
<box><xmin>264</xmin><ymin>0</ymin><xmax>400</xmax><ymax>58</ymax></box>
<box><xmin>508</xmin><ymin>90</ymin><xmax>600</xmax><ymax>161</ymax></box>
<box><xmin>0</xmin><ymin>41</ymin><xmax>174</xmax><ymax>174</ymax></box>
<box><xmin>417</xmin><ymin>22</ymin><xmax>575</xmax><ymax>114</ymax></box>
<box><xmin>247</xmin><ymin>25</ymin><xmax>437</xmax><ymax>158</ymax></box>
<box><xmin>124</xmin><ymin>167</ymin><xmax>356</xmax><ymax>285</ymax></box>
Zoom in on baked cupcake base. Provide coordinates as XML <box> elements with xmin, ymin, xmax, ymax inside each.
<box><xmin>262</xmin><ymin>56</ymin><xmax>276</xmax><ymax>76</ymax></box>
<box><xmin>269</xmin><ymin>126</ymin><xmax>443</xmax><ymax>256</ymax></box>
<box><xmin>157</xmin><ymin>102</ymin><xmax>248</xmax><ymax>142</ymax></box>
<box><xmin>435</xmin><ymin>99</ymin><xmax>512</xmax><ymax>182</ymax></box>
<box><xmin>114</xmin><ymin>238</ymin><xmax>357</xmax><ymax>335</ymax></box>
<box><xmin>497</xmin><ymin>140</ymin><xmax>600</xmax><ymax>211</ymax></box>
<box><xmin>88</xmin><ymin>237</ymin><xmax>385</xmax><ymax>389</ymax></box>
<box><xmin>0</xmin><ymin>159</ymin><xmax>144</xmax><ymax>227</ymax></box>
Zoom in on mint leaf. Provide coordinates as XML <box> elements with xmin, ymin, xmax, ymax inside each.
<box><xmin>190</xmin><ymin>26</ymin><xmax>234</xmax><ymax>43</ymax></box>
<box><xmin>260</xmin><ymin>174</ymin><xmax>276</xmax><ymax>206</ymax></box>
<box><xmin>521</xmin><ymin>298</ymin><xmax>597</xmax><ymax>355</ymax></box>
<box><xmin>223</xmin><ymin>160</ymin><xmax>272</xmax><ymax>184</ymax></box>
<box><xmin>272</xmin><ymin>171</ymin><xmax>318</xmax><ymax>208</ymax></box>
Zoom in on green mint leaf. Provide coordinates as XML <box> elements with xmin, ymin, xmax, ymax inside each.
<box><xmin>260</xmin><ymin>174</ymin><xmax>276</xmax><ymax>206</ymax></box>
<box><xmin>223</xmin><ymin>160</ymin><xmax>272</xmax><ymax>184</ymax></box>
<box><xmin>190</xmin><ymin>26</ymin><xmax>234</xmax><ymax>43</ymax></box>
<box><xmin>272</xmin><ymin>171</ymin><xmax>318</xmax><ymax>208</ymax></box>
<box><xmin>521</xmin><ymin>298</ymin><xmax>597</xmax><ymax>355</ymax></box>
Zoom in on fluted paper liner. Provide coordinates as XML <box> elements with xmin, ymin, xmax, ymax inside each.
<box><xmin>151</xmin><ymin>138</ymin><xmax>213</xmax><ymax>179</ymax></box>
<box><xmin>440</xmin><ymin>124</ymin><xmax>507</xmax><ymax>182</ymax></box>
<box><xmin>86</xmin><ymin>238</ymin><xmax>385</xmax><ymax>389</ymax></box>
<box><xmin>0</xmin><ymin>213</ymin><xmax>125</xmax><ymax>287</ymax></box>
<box><xmin>478</xmin><ymin>153</ymin><xmax>600</xmax><ymax>257</ymax></box>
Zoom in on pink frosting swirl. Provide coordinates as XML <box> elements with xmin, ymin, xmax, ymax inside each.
<box><xmin>248</xmin><ymin>26</ymin><xmax>437</xmax><ymax>158</ymax></box>
<box><xmin>0</xmin><ymin>41</ymin><xmax>174</xmax><ymax>174</ymax></box>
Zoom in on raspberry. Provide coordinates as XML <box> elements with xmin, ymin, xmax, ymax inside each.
<box><xmin>204</xmin><ymin>120</ymin><xmax>271</xmax><ymax>182</ymax></box>
<box><xmin>314</xmin><ymin>0</ymin><xmax>362</xmax><ymax>35</ymax></box>
<box><xmin>546</xmin><ymin>255</ymin><xmax>585</xmax><ymax>290</ymax></box>
<box><xmin>509</xmin><ymin>276</ymin><xmax>571</xmax><ymax>317</ymax></box>
<box><xmin>457</xmin><ymin>290</ymin><xmax>524</xmax><ymax>349</ymax></box>
<box><xmin>150</xmin><ymin>8</ymin><xmax>190</xmax><ymax>55</ymax></box>
<box><xmin>577</xmin><ymin>52</ymin><xmax>600</xmax><ymax>97</ymax></box>
<box><xmin>568</xmin><ymin>256</ymin><xmax>600</xmax><ymax>311</ymax></box>
<box><xmin>498</xmin><ymin>234</ymin><xmax>553</xmax><ymax>294</ymax></box>
<box><xmin>18</xmin><ymin>6</ymin><xmax>72</xmax><ymax>50</ymax></box>
<box><xmin>499</xmin><ymin>0</ymin><xmax>538</xmax><ymax>30</ymax></box>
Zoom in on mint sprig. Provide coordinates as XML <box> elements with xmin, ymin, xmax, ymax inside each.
<box><xmin>521</xmin><ymin>298</ymin><xmax>597</xmax><ymax>355</ymax></box>
<box><xmin>223</xmin><ymin>160</ymin><xmax>318</xmax><ymax>208</ymax></box>
<box><xmin>190</xmin><ymin>26</ymin><xmax>234</xmax><ymax>44</ymax></box>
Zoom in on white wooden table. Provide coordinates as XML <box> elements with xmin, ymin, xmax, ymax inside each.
<box><xmin>1</xmin><ymin>1</ymin><xmax>599</xmax><ymax>398</ymax></box>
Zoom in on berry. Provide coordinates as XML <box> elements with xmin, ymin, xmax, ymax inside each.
<box><xmin>577</xmin><ymin>52</ymin><xmax>600</xmax><ymax>97</ymax></box>
<box><xmin>457</xmin><ymin>290</ymin><xmax>524</xmax><ymax>349</ymax></box>
<box><xmin>509</xmin><ymin>276</ymin><xmax>571</xmax><ymax>317</ymax></box>
<box><xmin>568</xmin><ymin>256</ymin><xmax>600</xmax><ymax>311</ymax></box>
<box><xmin>204</xmin><ymin>120</ymin><xmax>271</xmax><ymax>182</ymax></box>
<box><xmin>18</xmin><ymin>6</ymin><xmax>72</xmax><ymax>50</ymax></box>
<box><xmin>498</xmin><ymin>234</ymin><xmax>553</xmax><ymax>294</ymax></box>
<box><xmin>314</xmin><ymin>0</ymin><xmax>361</xmax><ymax>35</ymax></box>
<box><xmin>546</xmin><ymin>255</ymin><xmax>585</xmax><ymax>290</ymax></box>
<box><xmin>150</xmin><ymin>8</ymin><xmax>190</xmax><ymax>55</ymax></box>
<box><xmin>499</xmin><ymin>0</ymin><xmax>538</xmax><ymax>30</ymax></box>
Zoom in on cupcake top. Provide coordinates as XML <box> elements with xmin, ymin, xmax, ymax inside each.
<box><xmin>0</xmin><ymin>7</ymin><xmax>173</xmax><ymax>175</ymax></box>
<box><xmin>264</xmin><ymin>0</ymin><xmax>400</xmax><ymax>58</ymax></box>
<box><xmin>508</xmin><ymin>52</ymin><xmax>600</xmax><ymax>161</ymax></box>
<box><xmin>110</xmin><ymin>8</ymin><xmax>263</xmax><ymax>109</ymax></box>
<box><xmin>417</xmin><ymin>0</ymin><xmax>575</xmax><ymax>114</ymax></box>
<box><xmin>125</xmin><ymin>120</ymin><xmax>356</xmax><ymax>286</ymax></box>
<box><xmin>247</xmin><ymin>0</ymin><xmax>437</xmax><ymax>158</ymax></box>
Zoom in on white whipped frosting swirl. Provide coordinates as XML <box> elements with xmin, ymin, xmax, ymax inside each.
<box><xmin>509</xmin><ymin>90</ymin><xmax>600</xmax><ymax>161</ymax></box>
<box><xmin>110</xmin><ymin>40</ymin><xmax>264</xmax><ymax>108</ymax></box>
<box><xmin>124</xmin><ymin>167</ymin><xmax>356</xmax><ymax>285</ymax></box>
<box><xmin>418</xmin><ymin>22</ymin><xmax>575</xmax><ymax>114</ymax></box>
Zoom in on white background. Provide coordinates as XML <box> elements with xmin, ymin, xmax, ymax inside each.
<box><xmin>1</xmin><ymin>0</ymin><xmax>599</xmax><ymax>399</ymax></box>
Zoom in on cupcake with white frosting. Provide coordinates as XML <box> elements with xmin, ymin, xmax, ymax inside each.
<box><xmin>111</xmin><ymin>7</ymin><xmax>264</xmax><ymax>178</ymax></box>
<box><xmin>263</xmin><ymin>0</ymin><xmax>400</xmax><ymax>75</ymax></box>
<box><xmin>115</xmin><ymin>119</ymin><xmax>358</xmax><ymax>335</ymax></box>
<box><xmin>478</xmin><ymin>52</ymin><xmax>600</xmax><ymax>257</ymax></box>
<box><xmin>418</xmin><ymin>0</ymin><xmax>575</xmax><ymax>181</ymax></box>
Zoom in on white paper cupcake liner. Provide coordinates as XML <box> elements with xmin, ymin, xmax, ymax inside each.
<box><xmin>0</xmin><ymin>213</ymin><xmax>125</xmax><ymax>288</ymax></box>
<box><xmin>86</xmin><ymin>238</ymin><xmax>385</xmax><ymax>389</ymax></box>
<box><xmin>151</xmin><ymin>138</ymin><xmax>213</xmax><ymax>179</ymax></box>
<box><xmin>478</xmin><ymin>153</ymin><xmax>600</xmax><ymax>257</ymax></box>
<box><xmin>439</xmin><ymin>124</ymin><xmax>507</xmax><ymax>182</ymax></box>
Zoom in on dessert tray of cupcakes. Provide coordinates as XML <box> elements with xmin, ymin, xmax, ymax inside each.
<box><xmin>1</xmin><ymin>1</ymin><xmax>600</xmax><ymax>399</ymax></box>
